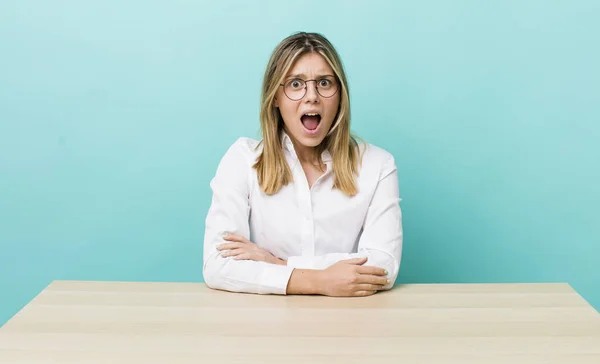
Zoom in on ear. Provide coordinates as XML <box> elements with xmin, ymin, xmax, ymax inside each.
<box><xmin>273</xmin><ymin>97</ymin><xmax>279</xmax><ymax>108</ymax></box>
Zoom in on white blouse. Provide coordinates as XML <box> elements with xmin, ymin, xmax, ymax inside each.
<box><xmin>202</xmin><ymin>132</ymin><xmax>403</xmax><ymax>294</ymax></box>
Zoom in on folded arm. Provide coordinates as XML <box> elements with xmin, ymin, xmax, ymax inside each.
<box><xmin>202</xmin><ymin>139</ymin><xmax>295</xmax><ymax>294</ymax></box>
<box><xmin>285</xmin><ymin>154</ymin><xmax>403</xmax><ymax>289</ymax></box>
<box><xmin>204</xmin><ymin>141</ymin><xmax>402</xmax><ymax>295</ymax></box>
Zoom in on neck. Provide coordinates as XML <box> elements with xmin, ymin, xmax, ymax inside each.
<box><xmin>282</xmin><ymin>128</ymin><xmax>322</xmax><ymax>165</ymax></box>
<box><xmin>293</xmin><ymin>141</ymin><xmax>321</xmax><ymax>165</ymax></box>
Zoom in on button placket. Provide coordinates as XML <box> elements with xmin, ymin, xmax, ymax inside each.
<box><xmin>305</xmin><ymin>190</ymin><xmax>316</xmax><ymax>256</ymax></box>
<box><xmin>292</xmin><ymin>163</ymin><xmax>315</xmax><ymax>257</ymax></box>
<box><xmin>298</xmin><ymin>187</ymin><xmax>315</xmax><ymax>256</ymax></box>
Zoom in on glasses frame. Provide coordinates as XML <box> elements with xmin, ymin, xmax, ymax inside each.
<box><xmin>279</xmin><ymin>76</ymin><xmax>340</xmax><ymax>101</ymax></box>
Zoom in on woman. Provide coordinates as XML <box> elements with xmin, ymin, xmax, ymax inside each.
<box><xmin>203</xmin><ymin>32</ymin><xmax>402</xmax><ymax>297</ymax></box>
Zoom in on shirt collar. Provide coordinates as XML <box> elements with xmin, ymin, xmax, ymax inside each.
<box><xmin>280</xmin><ymin>131</ymin><xmax>332</xmax><ymax>162</ymax></box>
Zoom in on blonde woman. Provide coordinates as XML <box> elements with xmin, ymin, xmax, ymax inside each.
<box><xmin>203</xmin><ymin>32</ymin><xmax>402</xmax><ymax>297</ymax></box>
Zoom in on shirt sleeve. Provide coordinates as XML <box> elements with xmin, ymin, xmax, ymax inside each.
<box><xmin>286</xmin><ymin>154</ymin><xmax>403</xmax><ymax>289</ymax></box>
<box><xmin>202</xmin><ymin>139</ymin><xmax>295</xmax><ymax>294</ymax></box>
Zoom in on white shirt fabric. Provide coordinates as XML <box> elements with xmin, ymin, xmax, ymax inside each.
<box><xmin>202</xmin><ymin>132</ymin><xmax>403</xmax><ymax>294</ymax></box>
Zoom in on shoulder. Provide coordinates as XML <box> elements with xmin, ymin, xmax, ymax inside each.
<box><xmin>212</xmin><ymin>137</ymin><xmax>262</xmax><ymax>189</ymax></box>
<box><xmin>359</xmin><ymin>141</ymin><xmax>394</xmax><ymax>163</ymax></box>
<box><xmin>357</xmin><ymin>141</ymin><xmax>397</xmax><ymax>177</ymax></box>
<box><xmin>218</xmin><ymin>137</ymin><xmax>262</xmax><ymax>167</ymax></box>
<box><xmin>227</xmin><ymin>137</ymin><xmax>262</xmax><ymax>157</ymax></box>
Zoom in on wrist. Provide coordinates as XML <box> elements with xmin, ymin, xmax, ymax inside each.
<box><xmin>271</xmin><ymin>257</ymin><xmax>287</xmax><ymax>266</ymax></box>
<box><xmin>286</xmin><ymin>269</ymin><xmax>324</xmax><ymax>295</ymax></box>
<box><xmin>312</xmin><ymin>270</ymin><xmax>327</xmax><ymax>295</ymax></box>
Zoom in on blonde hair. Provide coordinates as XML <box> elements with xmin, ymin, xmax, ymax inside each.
<box><xmin>254</xmin><ymin>32</ymin><xmax>362</xmax><ymax>196</ymax></box>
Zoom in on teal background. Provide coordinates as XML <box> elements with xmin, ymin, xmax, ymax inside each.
<box><xmin>1</xmin><ymin>0</ymin><xmax>599</xmax><ymax>325</ymax></box>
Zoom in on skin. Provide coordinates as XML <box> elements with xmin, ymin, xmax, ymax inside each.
<box><xmin>217</xmin><ymin>52</ymin><xmax>390</xmax><ymax>297</ymax></box>
<box><xmin>274</xmin><ymin>52</ymin><xmax>339</xmax><ymax>184</ymax></box>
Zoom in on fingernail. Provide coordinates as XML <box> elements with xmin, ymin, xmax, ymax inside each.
<box><xmin>384</xmin><ymin>270</ymin><xmax>388</xmax><ymax>275</ymax></box>
<box><xmin>222</xmin><ymin>232</ymin><xmax>229</xmax><ymax>238</ymax></box>
<box><xmin>386</xmin><ymin>279</ymin><xmax>391</xmax><ymax>284</ymax></box>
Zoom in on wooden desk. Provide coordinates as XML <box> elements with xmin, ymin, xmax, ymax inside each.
<box><xmin>0</xmin><ymin>281</ymin><xmax>599</xmax><ymax>363</ymax></box>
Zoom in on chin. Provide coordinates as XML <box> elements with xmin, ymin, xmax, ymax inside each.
<box><xmin>297</xmin><ymin>128</ymin><xmax>327</xmax><ymax>145</ymax></box>
<box><xmin>299</xmin><ymin>136</ymin><xmax>324</xmax><ymax>147</ymax></box>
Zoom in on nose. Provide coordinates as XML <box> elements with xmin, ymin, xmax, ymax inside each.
<box><xmin>304</xmin><ymin>80</ymin><xmax>319</xmax><ymax>103</ymax></box>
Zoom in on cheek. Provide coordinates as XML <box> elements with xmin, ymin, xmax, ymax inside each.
<box><xmin>325</xmin><ymin>97</ymin><xmax>341</xmax><ymax>120</ymax></box>
<box><xmin>279</xmin><ymin>100</ymin><xmax>299</xmax><ymax>122</ymax></box>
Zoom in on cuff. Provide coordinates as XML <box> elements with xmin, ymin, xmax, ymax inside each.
<box><xmin>260</xmin><ymin>264</ymin><xmax>295</xmax><ymax>295</ymax></box>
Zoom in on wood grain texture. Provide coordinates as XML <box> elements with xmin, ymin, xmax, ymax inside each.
<box><xmin>0</xmin><ymin>281</ymin><xmax>598</xmax><ymax>363</ymax></box>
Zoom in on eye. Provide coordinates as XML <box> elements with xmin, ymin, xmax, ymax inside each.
<box><xmin>289</xmin><ymin>79</ymin><xmax>304</xmax><ymax>89</ymax></box>
<box><xmin>319</xmin><ymin>78</ymin><xmax>332</xmax><ymax>88</ymax></box>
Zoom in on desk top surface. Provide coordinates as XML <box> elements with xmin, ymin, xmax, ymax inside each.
<box><xmin>1</xmin><ymin>281</ymin><xmax>599</xmax><ymax>363</ymax></box>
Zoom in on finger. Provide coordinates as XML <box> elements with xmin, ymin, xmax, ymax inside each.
<box><xmin>353</xmin><ymin>290</ymin><xmax>376</xmax><ymax>297</ymax></box>
<box><xmin>359</xmin><ymin>275</ymin><xmax>390</xmax><ymax>286</ymax></box>
<box><xmin>355</xmin><ymin>283</ymin><xmax>385</xmax><ymax>291</ymax></box>
<box><xmin>343</xmin><ymin>257</ymin><xmax>368</xmax><ymax>265</ymax></box>
<box><xmin>221</xmin><ymin>248</ymin><xmax>246</xmax><ymax>258</ymax></box>
<box><xmin>222</xmin><ymin>233</ymin><xmax>243</xmax><ymax>241</ymax></box>
<box><xmin>216</xmin><ymin>242</ymin><xmax>244</xmax><ymax>251</ymax></box>
<box><xmin>357</xmin><ymin>266</ymin><xmax>388</xmax><ymax>276</ymax></box>
<box><xmin>233</xmin><ymin>253</ymin><xmax>252</xmax><ymax>261</ymax></box>
<box><xmin>223</xmin><ymin>234</ymin><xmax>252</xmax><ymax>244</ymax></box>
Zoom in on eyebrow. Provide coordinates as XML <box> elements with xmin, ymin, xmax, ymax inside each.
<box><xmin>286</xmin><ymin>73</ymin><xmax>335</xmax><ymax>79</ymax></box>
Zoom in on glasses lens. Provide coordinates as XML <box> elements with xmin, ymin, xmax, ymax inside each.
<box><xmin>316</xmin><ymin>76</ymin><xmax>338</xmax><ymax>98</ymax></box>
<box><xmin>284</xmin><ymin>79</ymin><xmax>306</xmax><ymax>100</ymax></box>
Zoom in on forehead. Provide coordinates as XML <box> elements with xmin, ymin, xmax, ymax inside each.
<box><xmin>287</xmin><ymin>52</ymin><xmax>334</xmax><ymax>77</ymax></box>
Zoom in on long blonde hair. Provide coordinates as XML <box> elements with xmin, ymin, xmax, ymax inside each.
<box><xmin>254</xmin><ymin>32</ymin><xmax>362</xmax><ymax>196</ymax></box>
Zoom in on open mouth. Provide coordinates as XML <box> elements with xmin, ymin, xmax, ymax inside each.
<box><xmin>301</xmin><ymin>112</ymin><xmax>321</xmax><ymax>133</ymax></box>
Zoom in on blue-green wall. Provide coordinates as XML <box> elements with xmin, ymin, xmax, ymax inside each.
<box><xmin>1</xmin><ymin>1</ymin><xmax>599</xmax><ymax>325</ymax></box>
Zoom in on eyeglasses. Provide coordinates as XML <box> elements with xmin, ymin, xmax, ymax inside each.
<box><xmin>279</xmin><ymin>76</ymin><xmax>339</xmax><ymax>101</ymax></box>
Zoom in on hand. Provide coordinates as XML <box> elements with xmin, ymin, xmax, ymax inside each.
<box><xmin>318</xmin><ymin>257</ymin><xmax>389</xmax><ymax>297</ymax></box>
<box><xmin>217</xmin><ymin>233</ymin><xmax>286</xmax><ymax>266</ymax></box>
